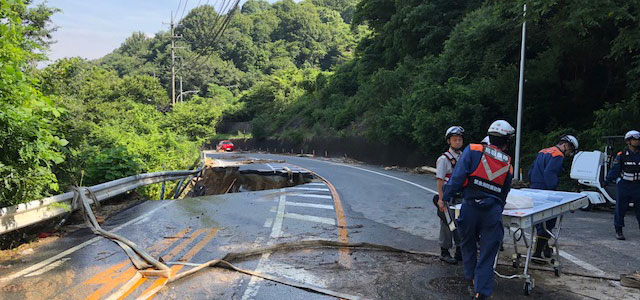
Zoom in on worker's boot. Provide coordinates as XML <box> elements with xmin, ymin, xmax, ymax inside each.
<box><xmin>616</xmin><ymin>227</ymin><xmax>626</xmax><ymax>240</ymax></box>
<box><xmin>440</xmin><ymin>248</ymin><xmax>457</xmax><ymax>264</ymax></box>
<box><xmin>471</xmin><ymin>292</ymin><xmax>487</xmax><ymax>300</ymax></box>
<box><xmin>454</xmin><ymin>247</ymin><xmax>463</xmax><ymax>262</ymax></box>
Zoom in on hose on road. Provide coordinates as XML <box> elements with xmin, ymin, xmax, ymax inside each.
<box><xmin>71</xmin><ymin>186</ymin><xmax>172</xmax><ymax>277</ymax></box>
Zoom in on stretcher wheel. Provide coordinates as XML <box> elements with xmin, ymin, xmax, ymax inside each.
<box><xmin>512</xmin><ymin>254</ymin><xmax>521</xmax><ymax>268</ymax></box>
<box><xmin>552</xmin><ymin>259</ymin><xmax>560</xmax><ymax>277</ymax></box>
<box><xmin>524</xmin><ymin>281</ymin><xmax>532</xmax><ymax>296</ymax></box>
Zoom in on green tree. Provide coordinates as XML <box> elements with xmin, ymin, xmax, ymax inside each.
<box><xmin>17</xmin><ymin>0</ymin><xmax>60</xmax><ymax>53</ymax></box>
<box><xmin>0</xmin><ymin>0</ymin><xmax>66</xmax><ymax>206</ymax></box>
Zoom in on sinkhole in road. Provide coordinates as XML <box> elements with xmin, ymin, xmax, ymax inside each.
<box><xmin>183</xmin><ymin>159</ymin><xmax>315</xmax><ymax>197</ymax></box>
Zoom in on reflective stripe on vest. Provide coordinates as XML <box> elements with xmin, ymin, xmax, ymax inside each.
<box><xmin>443</xmin><ymin>151</ymin><xmax>457</xmax><ymax>183</ymax></box>
<box><xmin>621</xmin><ymin>150</ymin><xmax>640</xmax><ymax>181</ymax></box>
<box><xmin>465</xmin><ymin>145</ymin><xmax>512</xmax><ymax>195</ymax></box>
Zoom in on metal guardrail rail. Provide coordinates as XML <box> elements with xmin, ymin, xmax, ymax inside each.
<box><xmin>0</xmin><ymin>169</ymin><xmax>202</xmax><ymax>235</ymax></box>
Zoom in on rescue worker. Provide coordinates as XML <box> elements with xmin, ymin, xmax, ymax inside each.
<box><xmin>606</xmin><ymin>130</ymin><xmax>640</xmax><ymax>240</ymax></box>
<box><xmin>434</xmin><ymin>126</ymin><xmax>464</xmax><ymax>264</ymax></box>
<box><xmin>529</xmin><ymin>135</ymin><xmax>579</xmax><ymax>260</ymax></box>
<box><xmin>442</xmin><ymin>120</ymin><xmax>515</xmax><ymax>300</ymax></box>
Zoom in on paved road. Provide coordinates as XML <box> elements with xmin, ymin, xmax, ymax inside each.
<box><xmin>232</xmin><ymin>153</ymin><xmax>640</xmax><ymax>276</ymax></box>
<box><xmin>0</xmin><ymin>152</ymin><xmax>638</xmax><ymax>299</ymax></box>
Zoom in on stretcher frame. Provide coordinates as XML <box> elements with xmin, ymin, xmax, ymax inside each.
<box><xmin>454</xmin><ymin>189</ymin><xmax>589</xmax><ymax>296</ymax></box>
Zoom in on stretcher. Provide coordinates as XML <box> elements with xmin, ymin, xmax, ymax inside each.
<box><xmin>453</xmin><ymin>189</ymin><xmax>589</xmax><ymax>295</ymax></box>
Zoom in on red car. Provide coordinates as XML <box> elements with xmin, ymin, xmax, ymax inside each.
<box><xmin>217</xmin><ymin>140</ymin><xmax>235</xmax><ymax>152</ymax></box>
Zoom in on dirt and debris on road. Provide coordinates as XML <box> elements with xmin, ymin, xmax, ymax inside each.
<box><xmin>0</xmin><ymin>192</ymin><xmax>145</xmax><ymax>261</ymax></box>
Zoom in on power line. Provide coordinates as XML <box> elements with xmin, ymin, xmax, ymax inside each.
<box><xmin>166</xmin><ymin>0</ymin><xmax>240</xmax><ymax>102</ymax></box>
<box><xmin>180</xmin><ymin>0</ymin><xmax>203</xmax><ymax>25</ymax></box>
<box><xmin>181</xmin><ymin>0</ymin><xmax>240</xmax><ymax>71</ymax></box>
<box><xmin>177</xmin><ymin>0</ymin><xmax>221</xmax><ymax>69</ymax></box>
<box><xmin>179</xmin><ymin>0</ymin><xmax>189</xmax><ymax>22</ymax></box>
<box><xmin>175</xmin><ymin>0</ymin><xmax>183</xmax><ymax>14</ymax></box>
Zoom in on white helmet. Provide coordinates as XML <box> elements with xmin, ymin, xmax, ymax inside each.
<box><xmin>445</xmin><ymin>126</ymin><xmax>464</xmax><ymax>141</ymax></box>
<box><xmin>481</xmin><ymin>136</ymin><xmax>490</xmax><ymax>144</ymax></box>
<box><xmin>625</xmin><ymin>130</ymin><xmax>640</xmax><ymax>141</ymax></box>
<box><xmin>559</xmin><ymin>135</ymin><xmax>579</xmax><ymax>151</ymax></box>
<box><xmin>487</xmin><ymin>120</ymin><xmax>515</xmax><ymax>137</ymax></box>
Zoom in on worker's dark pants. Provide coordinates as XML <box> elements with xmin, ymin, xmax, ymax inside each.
<box><xmin>531</xmin><ymin>183</ymin><xmax>556</xmax><ymax>239</ymax></box>
<box><xmin>457</xmin><ymin>198</ymin><xmax>503</xmax><ymax>297</ymax></box>
<box><xmin>614</xmin><ymin>181</ymin><xmax>640</xmax><ymax>229</ymax></box>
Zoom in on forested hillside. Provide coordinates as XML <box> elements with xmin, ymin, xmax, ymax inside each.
<box><xmin>3</xmin><ymin>0</ymin><xmax>640</xmax><ymax>206</ymax></box>
<box><xmin>92</xmin><ymin>0</ymin><xmax>363</xmax><ymax>138</ymax></box>
<box><xmin>257</xmin><ymin>0</ymin><xmax>640</xmax><ymax>161</ymax></box>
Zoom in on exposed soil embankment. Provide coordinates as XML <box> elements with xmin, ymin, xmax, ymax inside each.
<box><xmin>186</xmin><ymin>158</ymin><xmax>313</xmax><ymax>197</ymax></box>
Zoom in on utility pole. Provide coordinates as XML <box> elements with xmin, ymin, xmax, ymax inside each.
<box><xmin>179</xmin><ymin>76</ymin><xmax>183</xmax><ymax>103</ymax></box>
<box><xmin>514</xmin><ymin>4</ymin><xmax>527</xmax><ymax>181</ymax></box>
<box><xmin>171</xmin><ymin>11</ymin><xmax>176</xmax><ymax>105</ymax></box>
<box><xmin>168</xmin><ymin>11</ymin><xmax>185</xmax><ymax>106</ymax></box>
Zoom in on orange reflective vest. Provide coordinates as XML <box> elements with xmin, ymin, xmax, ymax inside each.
<box><xmin>464</xmin><ymin>144</ymin><xmax>512</xmax><ymax>195</ymax></box>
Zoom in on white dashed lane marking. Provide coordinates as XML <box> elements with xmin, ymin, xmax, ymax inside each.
<box><xmin>288</xmin><ymin>187</ymin><xmax>330</xmax><ymax>192</ymax></box>
<box><xmin>287</xmin><ymin>193</ymin><xmax>332</xmax><ymax>200</ymax></box>
<box><xmin>284</xmin><ymin>213</ymin><xmax>335</xmax><ymax>225</ymax></box>
<box><xmin>285</xmin><ymin>202</ymin><xmax>334</xmax><ymax>210</ymax></box>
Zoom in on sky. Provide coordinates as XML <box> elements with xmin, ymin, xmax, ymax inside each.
<box><xmin>37</xmin><ymin>0</ymin><xmax>287</xmax><ymax>65</ymax></box>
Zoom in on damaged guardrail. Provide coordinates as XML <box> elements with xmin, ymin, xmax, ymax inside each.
<box><xmin>0</xmin><ymin>168</ymin><xmax>202</xmax><ymax>236</ymax></box>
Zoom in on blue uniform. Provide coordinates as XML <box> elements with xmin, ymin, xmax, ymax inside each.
<box><xmin>606</xmin><ymin>149</ymin><xmax>640</xmax><ymax>229</ymax></box>
<box><xmin>528</xmin><ymin>147</ymin><xmax>565</xmax><ymax>238</ymax></box>
<box><xmin>443</xmin><ymin>144</ymin><xmax>513</xmax><ymax>297</ymax></box>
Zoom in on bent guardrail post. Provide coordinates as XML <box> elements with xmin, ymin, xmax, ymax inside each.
<box><xmin>0</xmin><ymin>168</ymin><xmax>203</xmax><ymax>236</ymax></box>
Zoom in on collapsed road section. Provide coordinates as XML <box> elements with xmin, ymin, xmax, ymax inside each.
<box><xmin>184</xmin><ymin>156</ymin><xmax>314</xmax><ymax>196</ymax></box>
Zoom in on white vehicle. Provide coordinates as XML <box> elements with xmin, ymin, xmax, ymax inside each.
<box><xmin>570</xmin><ymin>136</ymin><xmax>625</xmax><ymax>210</ymax></box>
